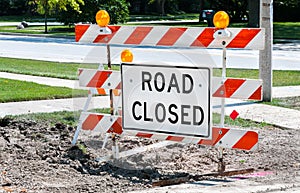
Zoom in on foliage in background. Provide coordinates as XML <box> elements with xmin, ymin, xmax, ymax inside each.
<box><xmin>28</xmin><ymin>0</ymin><xmax>84</xmax><ymax>32</ymax></box>
<box><xmin>57</xmin><ymin>0</ymin><xmax>129</xmax><ymax>25</ymax></box>
<box><xmin>0</xmin><ymin>0</ymin><xmax>28</xmax><ymax>16</ymax></box>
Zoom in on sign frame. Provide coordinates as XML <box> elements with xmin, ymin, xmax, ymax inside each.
<box><xmin>121</xmin><ymin>63</ymin><xmax>212</xmax><ymax>139</ymax></box>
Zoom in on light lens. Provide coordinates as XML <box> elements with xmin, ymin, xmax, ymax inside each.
<box><xmin>95</xmin><ymin>10</ymin><xmax>110</xmax><ymax>27</ymax></box>
<box><xmin>121</xmin><ymin>49</ymin><xmax>133</xmax><ymax>62</ymax></box>
<box><xmin>213</xmin><ymin>11</ymin><xmax>230</xmax><ymax>29</ymax></box>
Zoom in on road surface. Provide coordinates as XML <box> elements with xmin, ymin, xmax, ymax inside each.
<box><xmin>0</xmin><ymin>34</ymin><xmax>299</xmax><ymax>70</ymax></box>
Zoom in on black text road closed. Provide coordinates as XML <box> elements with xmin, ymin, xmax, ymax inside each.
<box><xmin>121</xmin><ymin>63</ymin><xmax>211</xmax><ymax>138</ymax></box>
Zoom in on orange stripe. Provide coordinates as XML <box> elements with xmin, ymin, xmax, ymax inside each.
<box><xmin>198</xmin><ymin>127</ymin><xmax>229</xmax><ymax>146</ymax></box>
<box><xmin>87</xmin><ymin>71</ymin><xmax>112</xmax><ymax>88</ymax></box>
<box><xmin>191</xmin><ymin>28</ymin><xmax>215</xmax><ymax>47</ymax></box>
<box><xmin>232</xmin><ymin>131</ymin><xmax>258</xmax><ymax>150</ymax></box>
<box><xmin>136</xmin><ymin>132</ymin><xmax>153</xmax><ymax>138</ymax></box>
<box><xmin>124</xmin><ymin>27</ymin><xmax>153</xmax><ymax>44</ymax></box>
<box><xmin>157</xmin><ymin>28</ymin><xmax>187</xmax><ymax>46</ymax></box>
<box><xmin>213</xmin><ymin>79</ymin><xmax>246</xmax><ymax>98</ymax></box>
<box><xmin>97</xmin><ymin>88</ymin><xmax>107</xmax><ymax>95</ymax></box>
<box><xmin>226</xmin><ymin>29</ymin><xmax>261</xmax><ymax>48</ymax></box>
<box><xmin>112</xmin><ymin>89</ymin><xmax>120</xmax><ymax>96</ymax></box>
<box><xmin>166</xmin><ymin>135</ymin><xmax>184</xmax><ymax>142</ymax></box>
<box><xmin>93</xmin><ymin>26</ymin><xmax>121</xmax><ymax>43</ymax></box>
<box><xmin>82</xmin><ymin>114</ymin><xmax>103</xmax><ymax>130</ymax></box>
<box><xmin>108</xmin><ymin>117</ymin><xmax>123</xmax><ymax>134</ymax></box>
<box><xmin>248</xmin><ymin>86</ymin><xmax>262</xmax><ymax>100</ymax></box>
<box><xmin>75</xmin><ymin>25</ymin><xmax>89</xmax><ymax>42</ymax></box>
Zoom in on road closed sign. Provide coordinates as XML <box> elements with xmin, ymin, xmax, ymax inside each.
<box><xmin>121</xmin><ymin>63</ymin><xmax>212</xmax><ymax>139</ymax></box>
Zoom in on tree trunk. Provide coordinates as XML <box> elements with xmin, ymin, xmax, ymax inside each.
<box><xmin>161</xmin><ymin>0</ymin><xmax>166</xmax><ymax>15</ymax></box>
<box><xmin>199</xmin><ymin>0</ymin><xmax>204</xmax><ymax>22</ymax></box>
<box><xmin>44</xmin><ymin>3</ymin><xmax>48</xmax><ymax>33</ymax></box>
<box><xmin>248</xmin><ymin>0</ymin><xmax>260</xmax><ymax>27</ymax></box>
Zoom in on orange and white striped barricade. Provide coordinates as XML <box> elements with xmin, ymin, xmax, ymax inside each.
<box><xmin>72</xmin><ymin>12</ymin><xmax>265</xmax><ymax>158</ymax></box>
<box><xmin>75</xmin><ymin>25</ymin><xmax>264</xmax><ymax>49</ymax></box>
<box><xmin>75</xmin><ymin>67</ymin><xmax>261</xmax><ymax>152</ymax></box>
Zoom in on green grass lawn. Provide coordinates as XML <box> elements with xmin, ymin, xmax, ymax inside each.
<box><xmin>0</xmin><ymin>25</ymin><xmax>74</xmax><ymax>37</ymax></box>
<box><xmin>0</xmin><ymin>78</ymin><xmax>87</xmax><ymax>103</ymax></box>
<box><xmin>213</xmin><ymin>68</ymin><xmax>300</xmax><ymax>87</ymax></box>
<box><xmin>0</xmin><ymin>15</ymin><xmax>299</xmax><ymax>40</ymax></box>
<box><xmin>4</xmin><ymin>109</ymin><xmax>269</xmax><ymax>129</ymax></box>
<box><xmin>0</xmin><ymin>57</ymin><xmax>98</xmax><ymax>79</ymax></box>
<box><xmin>0</xmin><ymin>57</ymin><xmax>299</xmax><ymax>87</ymax></box>
<box><xmin>274</xmin><ymin>22</ymin><xmax>300</xmax><ymax>40</ymax></box>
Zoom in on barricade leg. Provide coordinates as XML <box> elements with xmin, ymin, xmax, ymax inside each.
<box><xmin>72</xmin><ymin>92</ymin><xmax>93</xmax><ymax>145</ymax></box>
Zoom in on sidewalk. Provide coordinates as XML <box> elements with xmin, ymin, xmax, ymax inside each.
<box><xmin>0</xmin><ymin>72</ymin><xmax>300</xmax><ymax>130</ymax></box>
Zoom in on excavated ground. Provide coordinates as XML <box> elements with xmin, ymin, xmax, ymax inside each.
<box><xmin>0</xmin><ymin>115</ymin><xmax>299</xmax><ymax>193</ymax></box>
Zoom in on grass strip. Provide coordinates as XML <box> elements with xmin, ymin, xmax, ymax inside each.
<box><xmin>0</xmin><ymin>57</ymin><xmax>98</xmax><ymax>80</ymax></box>
<box><xmin>3</xmin><ymin>110</ymin><xmax>269</xmax><ymax>129</ymax></box>
<box><xmin>213</xmin><ymin>68</ymin><xmax>300</xmax><ymax>87</ymax></box>
<box><xmin>0</xmin><ymin>25</ymin><xmax>74</xmax><ymax>37</ymax></box>
<box><xmin>0</xmin><ymin>78</ymin><xmax>87</xmax><ymax>103</ymax></box>
<box><xmin>263</xmin><ymin>96</ymin><xmax>300</xmax><ymax>111</ymax></box>
<box><xmin>0</xmin><ymin>57</ymin><xmax>299</xmax><ymax>86</ymax></box>
<box><xmin>0</xmin><ymin>21</ymin><xmax>300</xmax><ymax>40</ymax></box>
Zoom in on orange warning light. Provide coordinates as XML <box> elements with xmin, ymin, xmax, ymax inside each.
<box><xmin>96</xmin><ymin>10</ymin><xmax>110</xmax><ymax>27</ymax></box>
<box><xmin>121</xmin><ymin>49</ymin><xmax>133</xmax><ymax>62</ymax></box>
<box><xmin>213</xmin><ymin>11</ymin><xmax>230</xmax><ymax>29</ymax></box>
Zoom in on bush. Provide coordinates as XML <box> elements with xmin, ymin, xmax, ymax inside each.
<box><xmin>0</xmin><ymin>0</ymin><xmax>27</xmax><ymax>16</ymax></box>
<box><xmin>56</xmin><ymin>0</ymin><xmax>130</xmax><ymax>25</ymax></box>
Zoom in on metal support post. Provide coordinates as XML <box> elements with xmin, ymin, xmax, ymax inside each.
<box><xmin>218</xmin><ymin>47</ymin><xmax>227</xmax><ymax>173</ymax></box>
<box><xmin>220</xmin><ymin>47</ymin><xmax>227</xmax><ymax>128</ymax></box>
<box><xmin>259</xmin><ymin>0</ymin><xmax>273</xmax><ymax>102</ymax></box>
<box><xmin>72</xmin><ymin>92</ymin><xmax>93</xmax><ymax>145</ymax></box>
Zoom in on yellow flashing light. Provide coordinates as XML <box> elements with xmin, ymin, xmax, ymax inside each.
<box><xmin>121</xmin><ymin>49</ymin><xmax>133</xmax><ymax>63</ymax></box>
<box><xmin>213</xmin><ymin>11</ymin><xmax>230</xmax><ymax>29</ymax></box>
<box><xmin>96</xmin><ymin>10</ymin><xmax>110</xmax><ymax>27</ymax></box>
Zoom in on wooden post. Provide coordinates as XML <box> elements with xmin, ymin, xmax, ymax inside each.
<box><xmin>259</xmin><ymin>0</ymin><xmax>273</xmax><ymax>102</ymax></box>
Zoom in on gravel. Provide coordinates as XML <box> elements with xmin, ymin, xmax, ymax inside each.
<box><xmin>0</xmin><ymin>117</ymin><xmax>299</xmax><ymax>192</ymax></box>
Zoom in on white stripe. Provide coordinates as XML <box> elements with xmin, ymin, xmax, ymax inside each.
<box><xmin>173</xmin><ymin>28</ymin><xmax>204</xmax><ymax>47</ymax></box>
<box><xmin>151</xmin><ymin>134</ymin><xmax>168</xmax><ymax>141</ymax></box>
<box><xmin>212</xmin><ymin>77</ymin><xmax>223</xmax><ymax>93</ymax></box>
<box><xmin>216</xmin><ymin>129</ymin><xmax>247</xmax><ymax>149</ymax></box>
<box><xmin>79</xmin><ymin>25</ymin><xmax>100</xmax><ymax>43</ymax></box>
<box><xmin>231</xmin><ymin>79</ymin><xmax>262</xmax><ymax>99</ymax></box>
<box><xmin>93</xmin><ymin>115</ymin><xmax>117</xmax><ymax>133</ymax></box>
<box><xmin>79</xmin><ymin>69</ymin><xmax>97</xmax><ymax>87</ymax></box>
<box><xmin>208</xmin><ymin>28</ymin><xmax>240</xmax><ymax>48</ymax></box>
<box><xmin>140</xmin><ymin>26</ymin><xmax>169</xmax><ymax>46</ymax></box>
<box><xmin>102</xmin><ymin>71</ymin><xmax>121</xmax><ymax>89</ymax></box>
<box><xmin>244</xmin><ymin>28</ymin><xmax>265</xmax><ymax>50</ymax></box>
<box><xmin>109</xmin><ymin>26</ymin><xmax>136</xmax><ymax>44</ymax></box>
<box><xmin>250</xmin><ymin>143</ymin><xmax>258</xmax><ymax>151</ymax></box>
<box><xmin>181</xmin><ymin>137</ymin><xmax>201</xmax><ymax>144</ymax></box>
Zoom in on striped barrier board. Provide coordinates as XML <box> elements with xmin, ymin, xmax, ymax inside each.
<box><xmin>75</xmin><ymin>24</ymin><xmax>265</xmax><ymax>50</ymax></box>
<box><xmin>79</xmin><ymin>112</ymin><xmax>258</xmax><ymax>151</ymax></box>
<box><xmin>79</xmin><ymin>69</ymin><xmax>262</xmax><ymax>101</ymax></box>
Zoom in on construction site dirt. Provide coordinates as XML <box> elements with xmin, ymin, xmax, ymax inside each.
<box><xmin>0</xmin><ymin>114</ymin><xmax>299</xmax><ymax>193</ymax></box>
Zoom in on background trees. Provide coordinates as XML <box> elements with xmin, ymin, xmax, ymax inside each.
<box><xmin>0</xmin><ymin>0</ymin><xmax>299</xmax><ymax>25</ymax></box>
<box><xmin>42</xmin><ymin>0</ymin><xmax>129</xmax><ymax>25</ymax></box>
<box><xmin>28</xmin><ymin>0</ymin><xmax>84</xmax><ymax>32</ymax></box>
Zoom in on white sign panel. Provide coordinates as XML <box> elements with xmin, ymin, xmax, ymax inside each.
<box><xmin>121</xmin><ymin>63</ymin><xmax>212</xmax><ymax>139</ymax></box>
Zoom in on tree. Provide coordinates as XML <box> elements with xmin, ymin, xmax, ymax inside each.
<box><xmin>56</xmin><ymin>0</ymin><xmax>130</xmax><ymax>25</ymax></box>
<box><xmin>29</xmin><ymin>0</ymin><xmax>84</xmax><ymax>33</ymax></box>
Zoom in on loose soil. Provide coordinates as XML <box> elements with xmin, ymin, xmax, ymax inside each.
<box><xmin>0</xmin><ymin>116</ymin><xmax>299</xmax><ymax>193</ymax></box>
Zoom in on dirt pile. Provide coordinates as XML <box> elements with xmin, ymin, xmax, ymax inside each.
<box><xmin>0</xmin><ymin>117</ymin><xmax>299</xmax><ymax>192</ymax></box>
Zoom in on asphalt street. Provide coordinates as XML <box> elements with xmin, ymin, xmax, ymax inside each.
<box><xmin>0</xmin><ymin>34</ymin><xmax>299</xmax><ymax>70</ymax></box>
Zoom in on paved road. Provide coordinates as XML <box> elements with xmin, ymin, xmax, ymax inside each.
<box><xmin>0</xmin><ymin>34</ymin><xmax>300</xmax><ymax>70</ymax></box>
